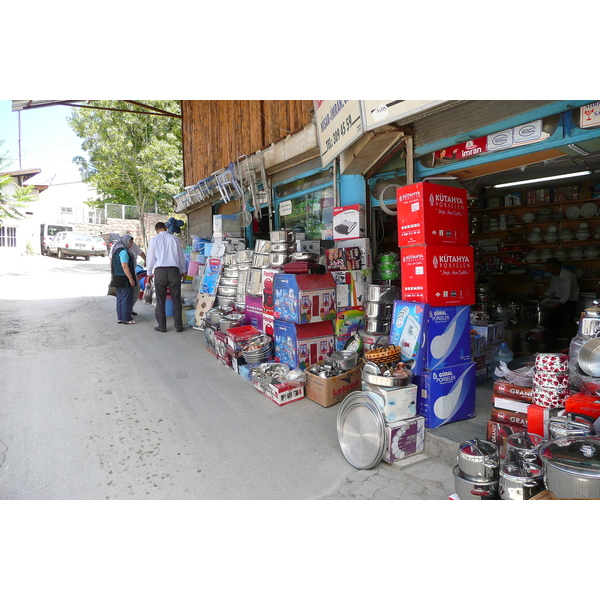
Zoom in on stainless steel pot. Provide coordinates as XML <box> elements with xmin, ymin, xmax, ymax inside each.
<box><xmin>548</xmin><ymin>412</ymin><xmax>596</xmax><ymax>439</ymax></box>
<box><xmin>206</xmin><ymin>307</ymin><xmax>229</xmax><ymax>325</ymax></box>
<box><xmin>539</xmin><ymin>436</ymin><xmax>600</xmax><ymax>499</ymax></box>
<box><xmin>499</xmin><ymin>462</ymin><xmax>545</xmax><ymax>500</ymax></box>
<box><xmin>235</xmin><ymin>249</ymin><xmax>253</xmax><ymax>264</ymax></box>
<box><xmin>358</xmin><ymin>329</ymin><xmax>389</xmax><ymax>351</ymax></box>
<box><xmin>505</xmin><ymin>431</ymin><xmax>544</xmax><ymax>465</ymax></box>
<box><xmin>219</xmin><ymin>313</ymin><xmax>244</xmax><ymax>332</ymax></box>
<box><xmin>457</xmin><ymin>438</ymin><xmax>500</xmax><ymax>482</ymax></box>
<box><xmin>579</xmin><ymin>305</ymin><xmax>600</xmax><ymax>337</ymax></box>
<box><xmin>364</xmin><ymin>301</ymin><xmax>393</xmax><ymax>320</ymax></box>
<box><xmin>252</xmin><ymin>253</ymin><xmax>271</xmax><ymax>268</ymax></box>
<box><xmin>270</xmin><ymin>230</ymin><xmax>294</xmax><ymax>243</ymax></box>
<box><xmin>364</xmin><ymin>318</ymin><xmax>391</xmax><ymax>335</ymax></box>
<box><xmin>217</xmin><ymin>285</ymin><xmax>237</xmax><ymax>297</ymax></box>
<box><xmin>578</xmin><ymin>338</ymin><xmax>600</xmax><ymax>376</ymax></box>
<box><xmin>220</xmin><ymin>276</ymin><xmax>239</xmax><ymax>287</ymax></box>
<box><xmin>254</xmin><ymin>239</ymin><xmax>271</xmax><ymax>254</ymax></box>
<box><xmin>331</xmin><ymin>350</ymin><xmax>359</xmax><ymax>371</ymax></box>
<box><xmin>269</xmin><ymin>252</ymin><xmax>289</xmax><ymax>267</ymax></box>
<box><xmin>270</xmin><ymin>242</ymin><xmax>294</xmax><ymax>253</ymax></box>
<box><xmin>453</xmin><ymin>466</ymin><xmax>499</xmax><ymax>500</ymax></box>
<box><xmin>365</xmin><ymin>284</ymin><xmax>396</xmax><ymax>304</ymax></box>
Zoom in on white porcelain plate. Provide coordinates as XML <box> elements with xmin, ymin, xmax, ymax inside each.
<box><xmin>580</xmin><ymin>202</ymin><xmax>598</xmax><ymax>218</ymax></box>
<box><xmin>565</xmin><ymin>205</ymin><xmax>581</xmax><ymax>219</ymax></box>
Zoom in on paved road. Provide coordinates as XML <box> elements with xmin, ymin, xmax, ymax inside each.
<box><xmin>0</xmin><ymin>253</ymin><xmax>455</xmax><ymax>500</ymax></box>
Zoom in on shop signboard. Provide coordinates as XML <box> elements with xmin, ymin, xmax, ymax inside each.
<box><xmin>580</xmin><ymin>101</ymin><xmax>600</xmax><ymax>129</ymax></box>
<box><xmin>314</xmin><ymin>100</ymin><xmax>363</xmax><ymax>167</ymax></box>
<box><xmin>362</xmin><ymin>100</ymin><xmax>449</xmax><ymax>130</ymax></box>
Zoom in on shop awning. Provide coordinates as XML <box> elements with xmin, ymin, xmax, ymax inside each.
<box><xmin>11</xmin><ymin>100</ymin><xmax>181</xmax><ymax>118</ymax></box>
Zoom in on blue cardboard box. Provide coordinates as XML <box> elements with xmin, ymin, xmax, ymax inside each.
<box><xmin>414</xmin><ymin>361</ymin><xmax>476</xmax><ymax>429</ymax></box>
<box><xmin>389</xmin><ymin>301</ymin><xmax>471</xmax><ymax>375</ymax></box>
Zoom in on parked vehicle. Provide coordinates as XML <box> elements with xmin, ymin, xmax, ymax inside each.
<box><xmin>47</xmin><ymin>231</ymin><xmax>94</xmax><ymax>260</ymax></box>
<box><xmin>102</xmin><ymin>232</ymin><xmax>120</xmax><ymax>256</ymax></box>
<box><xmin>92</xmin><ymin>235</ymin><xmax>108</xmax><ymax>257</ymax></box>
<box><xmin>40</xmin><ymin>224</ymin><xmax>73</xmax><ymax>255</ymax></box>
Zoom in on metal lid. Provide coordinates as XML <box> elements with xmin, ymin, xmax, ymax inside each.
<box><xmin>539</xmin><ymin>436</ymin><xmax>600</xmax><ymax>478</ymax></box>
<box><xmin>582</xmin><ymin>305</ymin><xmax>600</xmax><ymax>318</ymax></box>
<box><xmin>337</xmin><ymin>391</ymin><xmax>386</xmax><ymax>470</ymax></box>
<box><xmin>500</xmin><ymin>462</ymin><xmax>543</xmax><ymax>482</ymax></box>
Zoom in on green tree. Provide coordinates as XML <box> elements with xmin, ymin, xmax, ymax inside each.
<box><xmin>67</xmin><ymin>101</ymin><xmax>183</xmax><ymax>244</ymax></box>
<box><xmin>0</xmin><ymin>140</ymin><xmax>37</xmax><ymax>225</ymax></box>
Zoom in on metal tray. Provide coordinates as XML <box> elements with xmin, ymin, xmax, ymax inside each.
<box><xmin>337</xmin><ymin>391</ymin><xmax>386</xmax><ymax>470</ymax></box>
<box><xmin>361</xmin><ymin>371</ymin><xmax>412</xmax><ymax>388</ymax></box>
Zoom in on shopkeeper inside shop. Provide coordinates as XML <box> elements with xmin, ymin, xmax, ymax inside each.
<box><xmin>540</xmin><ymin>257</ymin><xmax>579</xmax><ymax>347</ymax></box>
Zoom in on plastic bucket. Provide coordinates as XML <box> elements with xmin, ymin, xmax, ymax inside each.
<box><xmin>165</xmin><ymin>298</ymin><xmax>174</xmax><ymax>317</ymax></box>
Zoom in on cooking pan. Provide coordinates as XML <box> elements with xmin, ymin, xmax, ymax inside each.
<box><xmin>577</xmin><ymin>338</ymin><xmax>600</xmax><ymax>376</ymax></box>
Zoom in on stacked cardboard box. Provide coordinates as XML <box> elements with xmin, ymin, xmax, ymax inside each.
<box><xmin>396</xmin><ymin>183</ymin><xmax>476</xmax><ymax>429</ymax></box>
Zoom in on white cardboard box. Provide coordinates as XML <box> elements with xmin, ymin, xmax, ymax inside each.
<box><xmin>333</xmin><ymin>204</ymin><xmax>366</xmax><ymax>240</ymax></box>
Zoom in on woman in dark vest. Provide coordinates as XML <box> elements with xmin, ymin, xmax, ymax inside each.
<box><xmin>110</xmin><ymin>234</ymin><xmax>138</xmax><ymax>324</ymax></box>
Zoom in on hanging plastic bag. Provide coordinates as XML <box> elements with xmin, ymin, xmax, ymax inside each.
<box><xmin>143</xmin><ymin>281</ymin><xmax>154</xmax><ymax>304</ymax></box>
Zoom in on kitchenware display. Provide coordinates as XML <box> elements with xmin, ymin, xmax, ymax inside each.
<box><xmin>539</xmin><ymin>436</ymin><xmax>600</xmax><ymax>499</ymax></box>
<box><xmin>245</xmin><ymin>268</ymin><xmax>263</xmax><ymax>296</ymax></box>
<box><xmin>535</xmin><ymin>353</ymin><xmax>569</xmax><ymax>373</ymax></box>
<box><xmin>223</xmin><ymin>265</ymin><xmax>240</xmax><ymax>277</ymax></box>
<box><xmin>254</xmin><ymin>239</ymin><xmax>271</xmax><ymax>255</ymax></box>
<box><xmin>560</xmin><ymin>228</ymin><xmax>574</xmax><ymax>241</ymax></box>
<box><xmin>576</xmin><ymin>230</ymin><xmax>591</xmax><ymax>240</ymax></box>
<box><xmin>527</xmin><ymin>233</ymin><xmax>542</xmax><ymax>243</ymax></box>
<box><xmin>457</xmin><ymin>438</ymin><xmax>500</xmax><ymax>482</ymax></box>
<box><xmin>539</xmin><ymin>248</ymin><xmax>553</xmax><ymax>260</ymax></box>
<box><xmin>289</xmin><ymin>251</ymin><xmax>318</xmax><ymax>262</ymax></box>
<box><xmin>578</xmin><ymin>221</ymin><xmax>590</xmax><ymax>230</ymax></box>
<box><xmin>543</xmin><ymin>234</ymin><xmax>558</xmax><ymax>243</ymax></box>
<box><xmin>252</xmin><ymin>252</ymin><xmax>271</xmax><ymax>268</ymax></box>
<box><xmin>505</xmin><ymin>431</ymin><xmax>544</xmax><ymax>466</ymax></box>
<box><xmin>337</xmin><ymin>391</ymin><xmax>387</xmax><ymax>470</ymax></box>
<box><xmin>364</xmin><ymin>301</ymin><xmax>393</xmax><ymax>320</ymax></box>
<box><xmin>242</xmin><ymin>334</ymin><xmax>275</xmax><ymax>363</ymax></box>
<box><xmin>547</xmin><ymin>224</ymin><xmax>558</xmax><ymax>233</ymax></box>
<box><xmin>525</xmin><ymin>251</ymin><xmax>539</xmax><ymax>263</ymax></box>
<box><xmin>364</xmin><ymin>344</ymin><xmax>402</xmax><ymax>364</ymax></box>
<box><xmin>531</xmin><ymin>386</ymin><xmax>572</xmax><ymax>409</ymax></box>
<box><xmin>532</xmin><ymin>371</ymin><xmax>570</xmax><ymax>389</ymax></box>
<box><xmin>522</xmin><ymin>212</ymin><xmax>536</xmax><ymax>223</ymax></box>
<box><xmin>365</xmin><ymin>284</ymin><xmax>396</xmax><ymax>304</ymax></box>
<box><xmin>577</xmin><ymin>338</ymin><xmax>600</xmax><ymax>376</ymax></box>
<box><xmin>206</xmin><ymin>307</ymin><xmax>231</xmax><ymax>325</ymax></box>
<box><xmin>569</xmin><ymin>247</ymin><xmax>584</xmax><ymax>259</ymax></box>
<box><xmin>251</xmin><ymin>362</ymin><xmax>290</xmax><ymax>384</ymax></box>
<box><xmin>565</xmin><ymin>205</ymin><xmax>581</xmax><ymax>219</ymax></box>
<box><xmin>584</xmin><ymin>247</ymin><xmax>600</xmax><ymax>258</ymax></box>
<box><xmin>269</xmin><ymin>252</ymin><xmax>289</xmax><ymax>268</ymax></box>
<box><xmin>554</xmin><ymin>248</ymin><xmax>569</xmax><ymax>261</ymax></box>
<box><xmin>235</xmin><ymin>249</ymin><xmax>253</xmax><ymax>264</ymax></box>
<box><xmin>470</xmin><ymin>310</ymin><xmax>489</xmax><ymax>325</ymax></box>
<box><xmin>365</xmin><ymin>319</ymin><xmax>391</xmax><ymax>335</ymax></box>
<box><xmin>223</xmin><ymin>252</ymin><xmax>237</xmax><ymax>266</ymax></box>
<box><xmin>579</xmin><ymin>304</ymin><xmax>600</xmax><ymax>337</ymax></box>
<box><xmin>218</xmin><ymin>313</ymin><xmax>245</xmax><ymax>332</ymax></box>
<box><xmin>331</xmin><ymin>350</ymin><xmax>359</xmax><ymax>372</ymax></box>
<box><xmin>548</xmin><ymin>413</ymin><xmax>596</xmax><ymax>439</ymax></box>
<box><xmin>270</xmin><ymin>242</ymin><xmax>294</xmax><ymax>253</ymax></box>
<box><xmin>357</xmin><ymin>329</ymin><xmax>389</xmax><ymax>351</ymax></box>
<box><xmin>498</xmin><ymin>461</ymin><xmax>545</xmax><ymax>500</ymax></box>
<box><xmin>217</xmin><ymin>285</ymin><xmax>237</xmax><ymax>297</ymax></box>
<box><xmin>581</xmin><ymin>202</ymin><xmax>598</xmax><ymax>218</ymax></box>
<box><xmin>452</xmin><ymin>465</ymin><xmax>499</xmax><ymax>500</ymax></box>
<box><xmin>216</xmin><ymin>295</ymin><xmax>237</xmax><ymax>309</ymax></box>
<box><xmin>219</xmin><ymin>276</ymin><xmax>239</xmax><ymax>287</ymax></box>
<box><xmin>270</xmin><ymin>230</ymin><xmax>294</xmax><ymax>243</ymax></box>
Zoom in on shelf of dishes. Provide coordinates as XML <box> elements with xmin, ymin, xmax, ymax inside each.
<box><xmin>469</xmin><ymin>190</ymin><xmax>600</xmax><ymax>214</ymax></box>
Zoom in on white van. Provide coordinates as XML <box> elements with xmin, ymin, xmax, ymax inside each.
<box><xmin>40</xmin><ymin>224</ymin><xmax>73</xmax><ymax>255</ymax></box>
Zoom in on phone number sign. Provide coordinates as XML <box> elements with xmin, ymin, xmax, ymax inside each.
<box><xmin>314</xmin><ymin>100</ymin><xmax>363</xmax><ymax>167</ymax></box>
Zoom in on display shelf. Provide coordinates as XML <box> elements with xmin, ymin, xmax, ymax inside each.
<box><xmin>470</xmin><ymin>195</ymin><xmax>600</xmax><ymax>215</ymax></box>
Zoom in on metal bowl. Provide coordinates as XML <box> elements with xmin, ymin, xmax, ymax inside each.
<box><xmin>331</xmin><ymin>350</ymin><xmax>359</xmax><ymax>371</ymax></box>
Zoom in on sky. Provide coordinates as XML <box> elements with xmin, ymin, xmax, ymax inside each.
<box><xmin>0</xmin><ymin>100</ymin><xmax>88</xmax><ymax>186</ymax></box>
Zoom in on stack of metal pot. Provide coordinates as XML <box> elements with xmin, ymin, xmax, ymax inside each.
<box><xmin>498</xmin><ymin>431</ymin><xmax>545</xmax><ymax>500</ymax></box>
<box><xmin>453</xmin><ymin>438</ymin><xmax>500</xmax><ymax>500</ymax></box>
<box><xmin>252</xmin><ymin>239</ymin><xmax>271</xmax><ymax>269</ymax></box>
<box><xmin>362</xmin><ymin>284</ymin><xmax>397</xmax><ymax>342</ymax></box>
<box><xmin>235</xmin><ymin>249</ymin><xmax>253</xmax><ymax>308</ymax></box>
<box><xmin>307</xmin><ymin>350</ymin><xmax>359</xmax><ymax>378</ymax></box>
<box><xmin>218</xmin><ymin>249</ymin><xmax>240</xmax><ymax>309</ymax></box>
<box><xmin>530</xmin><ymin>353</ymin><xmax>572</xmax><ymax>409</ymax></box>
<box><xmin>269</xmin><ymin>230</ymin><xmax>295</xmax><ymax>268</ymax></box>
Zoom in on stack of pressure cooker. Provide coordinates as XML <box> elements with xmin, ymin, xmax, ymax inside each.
<box><xmin>360</xmin><ymin>284</ymin><xmax>397</xmax><ymax>350</ymax></box>
<box><xmin>453</xmin><ymin>438</ymin><xmax>501</xmax><ymax>500</ymax></box>
<box><xmin>269</xmin><ymin>230</ymin><xmax>295</xmax><ymax>268</ymax></box>
<box><xmin>218</xmin><ymin>247</ymin><xmax>253</xmax><ymax>310</ymax></box>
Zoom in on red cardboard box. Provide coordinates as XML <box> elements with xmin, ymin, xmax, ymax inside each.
<box><xmin>492</xmin><ymin>394</ymin><xmax>530</xmax><ymax>415</ymax></box>
<box><xmin>396</xmin><ymin>182</ymin><xmax>469</xmax><ymax>247</ymax></box>
<box><xmin>493</xmin><ymin>379</ymin><xmax>533</xmax><ymax>402</ymax></box>
<box><xmin>226</xmin><ymin>325</ymin><xmax>261</xmax><ymax>351</ymax></box>
<box><xmin>490</xmin><ymin>406</ymin><xmax>528</xmax><ymax>427</ymax></box>
<box><xmin>253</xmin><ymin>380</ymin><xmax>305</xmax><ymax>406</ymax></box>
<box><xmin>400</xmin><ymin>244</ymin><xmax>475</xmax><ymax>306</ymax></box>
<box><xmin>487</xmin><ymin>420</ymin><xmax>526</xmax><ymax>459</ymax></box>
<box><xmin>565</xmin><ymin>392</ymin><xmax>600</xmax><ymax>420</ymax></box>
<box><xmin>527</xmin><ymin>403</ymin><xmax>562</xmax><ymax>438</ymax></box>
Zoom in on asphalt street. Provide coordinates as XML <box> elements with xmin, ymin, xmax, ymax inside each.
<box><xmin>0</xmin><ymin>252</ymin><xmax>458</xmax><ymax>501</ymax></box>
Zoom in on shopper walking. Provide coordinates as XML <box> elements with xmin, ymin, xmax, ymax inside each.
<box><xmin>146</xmin><ymin>222</ymin><xmax>187</xmax><ymax>333</ymax></box>
<box><xmin>109</xmin><ymin>234</ymin><xmax>138</xmax><ymax>325</ymax></box>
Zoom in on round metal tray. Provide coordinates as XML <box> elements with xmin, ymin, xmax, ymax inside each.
<box><xmin>361</xmin><ymin>371</ymin><xmax>412</xmax><ymax>388</ymax></box>
<box><xmin>337</xmin><ymin>391</ymin><xmax>386</xmax><ymax>470</ymax></box>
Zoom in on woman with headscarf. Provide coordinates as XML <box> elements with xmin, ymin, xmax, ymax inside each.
<box><xmin>109</xmin><ymin>234</ymin><xmax>138</xmax><ymax>324</ymax></box>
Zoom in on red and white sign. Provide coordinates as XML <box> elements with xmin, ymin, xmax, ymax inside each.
<box><xmin>400</xmin><ymin>244</ymin><xmax>475</xmax><ymax>306</ymax></box>
<box><xmin>580</xmin><ymin>102</ymin><xmax>600</xmax><ymax>129</ymax></box>
<box><xmin>435</xmin><ymin>137</ymin><xmax>487</xmax><ymax>161</ymax></box>
<box><xmin>396</xmin><ymin>182</ymin><xmax>469</xmax><ymax>248</ymax></box>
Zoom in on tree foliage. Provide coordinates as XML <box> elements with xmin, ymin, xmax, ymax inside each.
<box><xmin>0</xmin><ymin>140</ymin><xmax>38</xmax><ymax>225</ymax></box>
<box><xmin>67</xmin><ymin>101</ymin><xmax>183</xmax><ymax>242</ymax></box>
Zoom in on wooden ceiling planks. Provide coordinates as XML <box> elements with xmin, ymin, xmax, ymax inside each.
<box><xmin>181</xmin><ymin>100</ymin><xmax>313</xmax><ymax>187</ymax></box>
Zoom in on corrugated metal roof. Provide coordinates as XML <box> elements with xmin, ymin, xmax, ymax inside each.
<box><xmin>12</xmin><ymin>100</ymin><xmax>83</xmax><ymax>111</ymax></box>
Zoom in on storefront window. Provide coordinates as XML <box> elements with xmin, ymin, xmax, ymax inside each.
<box><xmin>275</xmin><ymin>171</ymin><xmax>335</xmax><ymax>240</ymax></box>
